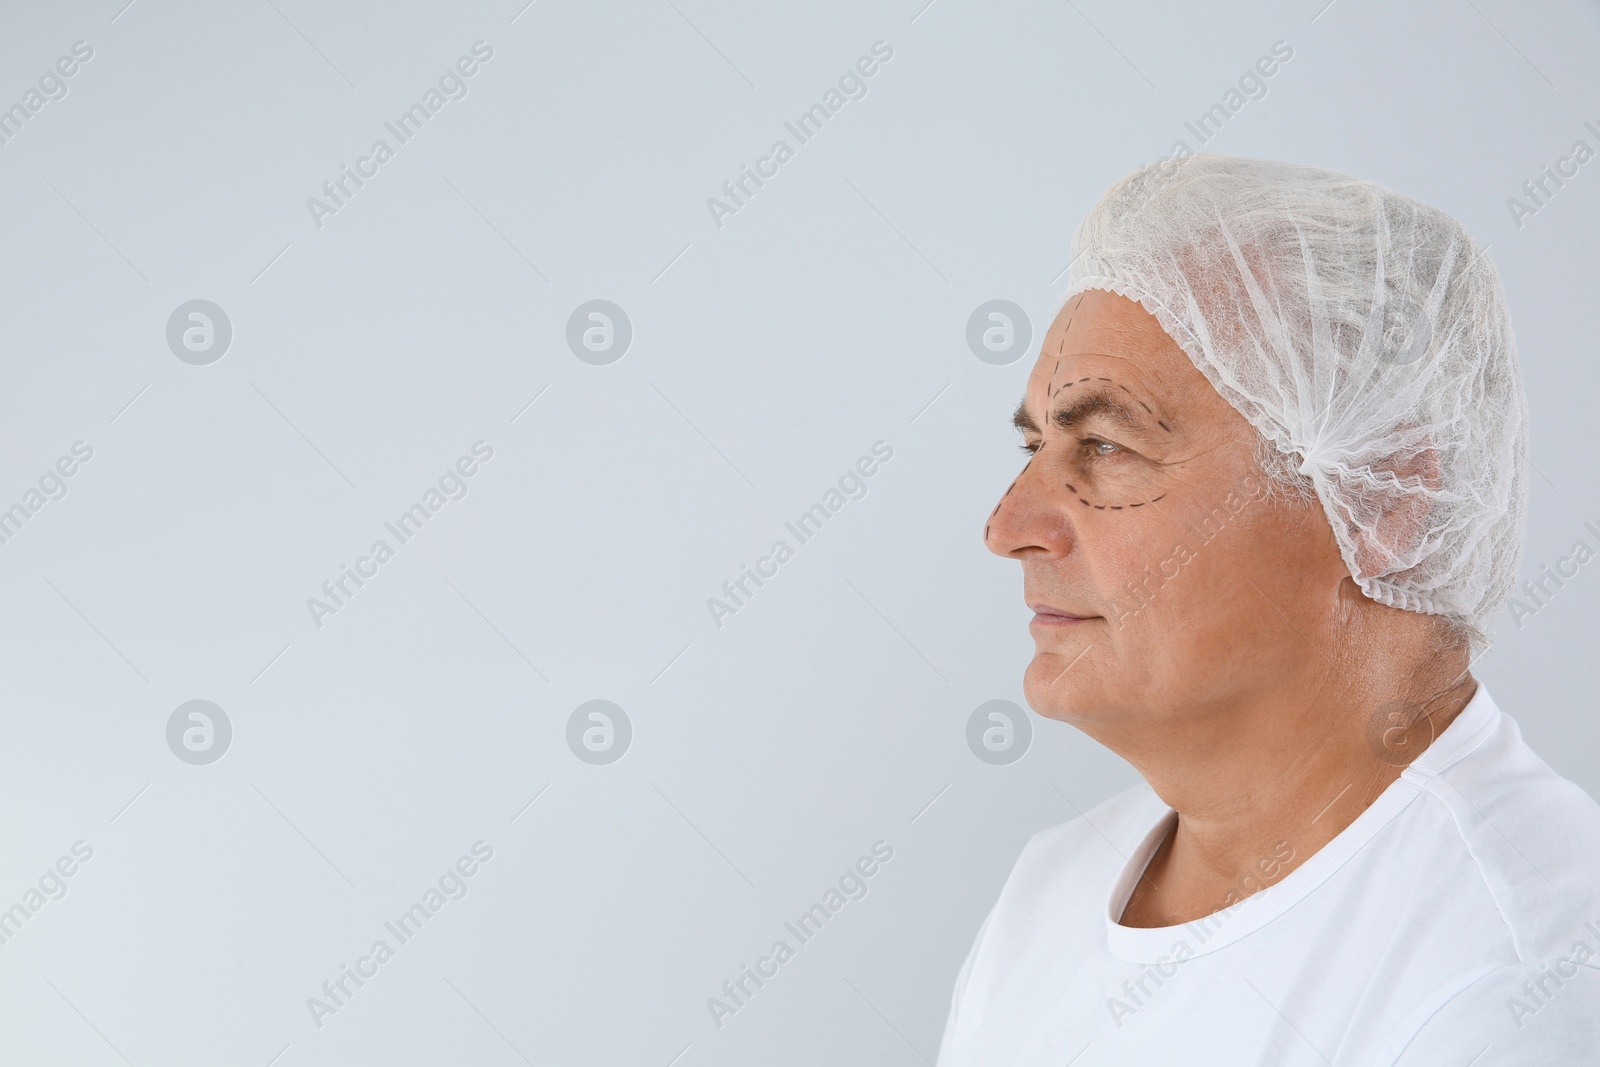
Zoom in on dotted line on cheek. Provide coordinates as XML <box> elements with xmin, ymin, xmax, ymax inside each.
<box><xmin>1076</xmin><ymin>491</ymin><xmax>1165</xmax><ymax>509</ymax></box>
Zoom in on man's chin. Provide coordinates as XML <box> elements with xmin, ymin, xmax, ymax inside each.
<box><xmin>1022</xmin><ymin>646</ymin><xmax>1104</xmax><ymax>723</ymax></box>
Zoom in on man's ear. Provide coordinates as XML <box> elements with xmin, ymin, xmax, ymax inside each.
<box><xmin>1350</xmin><ymin>442</ymin><xmax>1442</xmax><ymax>579</ymax></box>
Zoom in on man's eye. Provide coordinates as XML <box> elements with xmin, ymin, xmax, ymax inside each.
<box><xmin>1085</xmin><ymin>438</ymin><xmax>1122</xmax><ymax>457</ymax></box>
<box><xmin>1020</xmin><ymin>438</ymin><xmax>1122</xmax><ymax>457</ymax></box>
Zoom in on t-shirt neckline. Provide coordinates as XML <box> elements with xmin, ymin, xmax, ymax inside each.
<box><xmin>1102</xmin><ymin>684</ymin><xmax>1502</xmax><ymax>963</ymax></box>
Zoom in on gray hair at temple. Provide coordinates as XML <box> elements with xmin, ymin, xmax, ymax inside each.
<box><xmin>1061</xmin><ymin>153</ymin><xmax>1528</xmax><ymax>655</ymax></box>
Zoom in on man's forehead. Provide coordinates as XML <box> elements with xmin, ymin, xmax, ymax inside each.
<box><xmin>1026</xmin><ymin>348</ymin><xmax>1166</xmax><ymax>404</ymax></box>
<box><xmin>1028</xmin><ymin>315</ymin><xmax>1200</xmax><ymax>407</ymax></box>
<box><xmin>1038</xmin><ymin>290</ymin><xmax>1188</xmax><ymax>370</ymax></box>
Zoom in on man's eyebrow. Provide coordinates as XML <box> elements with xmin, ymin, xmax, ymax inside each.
<box><xmin>1012</xmin><ymin>388</ymin><xmax>1158</xmax><ymax>436</ymax></box>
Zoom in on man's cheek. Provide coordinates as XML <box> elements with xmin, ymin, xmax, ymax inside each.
<box><xmin>1093</xmin><ymin>538</ymin><xmax>1160</xmax><ymax>609</ymax></box>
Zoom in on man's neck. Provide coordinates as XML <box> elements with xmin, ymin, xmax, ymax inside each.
<box><xmin>1116</xmin><ymin>670</ymin><xmax>1477</xmax><ymax>929</ymax></box>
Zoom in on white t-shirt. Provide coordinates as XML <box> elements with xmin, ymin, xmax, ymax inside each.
<box><xmin>936</xmin><ymin>685</ymin><xmax>1600</xmax><ymax>1065</ymax></box>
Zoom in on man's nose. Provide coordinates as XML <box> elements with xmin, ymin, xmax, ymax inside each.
<box><xmin>984</xmin><ymin>454</ymin><xmax>1074</xmax><ymax>560</ymax></box>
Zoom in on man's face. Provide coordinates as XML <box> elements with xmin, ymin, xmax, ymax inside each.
<box><xmin>985</xmin><ymin>290</ymin><xmax>1347</xmax><ymax>744</ymax></box>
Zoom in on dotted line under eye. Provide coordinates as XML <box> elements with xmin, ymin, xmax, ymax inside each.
<box><xmin>985</xmin><ymin>476</ymin><xmax>1168</xmax><ymax>543</ymax></box>
<box><xmin>1075</xmin><ymin>491</ymin><xmax>1166</xmax><ymax>510</ymax></box>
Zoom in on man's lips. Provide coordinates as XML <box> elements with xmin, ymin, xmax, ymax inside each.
<box><xmin>1027</xmin><ymin>601</ymin><xmax>1100</xmax><ymax>626</ymax></box>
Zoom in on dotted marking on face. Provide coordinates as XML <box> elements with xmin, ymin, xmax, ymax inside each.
<box><xmin>1046</xmin><ymin>377</ymin><xmax>1176</xmax><ymax>438</ymax></box>
<box><xmin>1021</xmin><ymin>373</ymin><xmax>1177</xmax><ymax>514</ymax></box>
<box><xmin>1076</xmin><ymin>491</ymin><xmax>1166</xmax><ymax>509</ymax></box>
<box><xmin>986</xmin><ymin>456</ymin><xmax>1037</xmax><ymax>543</ymax></box>
<box><xmin>1049</xmin><ymin>313</ymin><xmax>1077</xmax><ymax>387</ymax></box>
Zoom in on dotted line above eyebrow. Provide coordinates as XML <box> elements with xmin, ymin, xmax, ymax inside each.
<box><xmin>1042</xmin><ymin>378</ymin><xmax>1176</xmax><ymax>435</ymax></box>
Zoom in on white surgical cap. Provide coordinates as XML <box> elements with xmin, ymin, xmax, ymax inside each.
<box><xmin>1063</xmin><ymin>153</ymin><xmax>1528</xmax><ymax>654</ymax></box>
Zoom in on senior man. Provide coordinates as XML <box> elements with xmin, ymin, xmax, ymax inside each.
<box><xmin>938</xmin><ymin>155</ymin><xmax>1600</xmax><ymax>1065</ymax></box>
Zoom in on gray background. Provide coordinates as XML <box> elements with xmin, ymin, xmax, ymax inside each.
<box><xmin>1</xmin><ymin>0</ymin><xmax>1597</xmax><ymax>1064</ymax></box>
